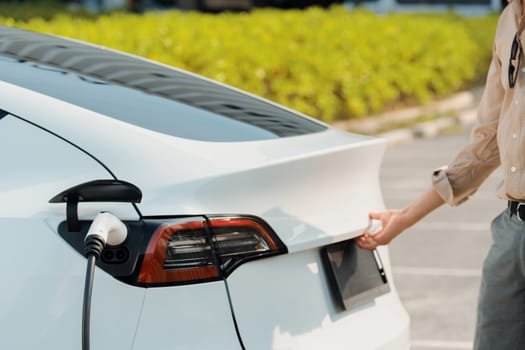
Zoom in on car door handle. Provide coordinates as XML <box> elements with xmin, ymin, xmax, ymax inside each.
<box><xmin>50</xmin><ymin>179</ymin><xmax>142</xmax><ymax>232</ymax></box>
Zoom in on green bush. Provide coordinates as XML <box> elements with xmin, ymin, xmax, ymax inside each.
<box><xmin>0</xmin><ymin>0</ymin><xmax>95</xmax><ymax>21</ymax></box>
<box><xmin>0</xmin><ymin>7</ymin><xmax>498</xmax><ymax>122</ymax></box>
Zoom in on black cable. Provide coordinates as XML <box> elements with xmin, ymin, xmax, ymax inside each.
<box><xmin>83</xmin><ymin>254</ymin><xmax>97</xmax><ymax>350</ymax></box>
<box><xmin>82</xmin><ymin>235</ymin><xmax>105</xmax><ymax>350</ymax></box>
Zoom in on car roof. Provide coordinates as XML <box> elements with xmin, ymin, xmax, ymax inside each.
<box><xmin>0</xmin><ymin>26</ymin><xmax>325</xmax><ymax>138</ymax></box>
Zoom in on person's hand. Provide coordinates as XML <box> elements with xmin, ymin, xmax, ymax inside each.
<box><xmin>355</xmin><ymin>210</ymin><xmax>411</xmax><ymax>250</ymax></box>
<box><xmin>355</xmin><ymin>187</ymin><xmax>444</xmax><ymax>250</ymax></box>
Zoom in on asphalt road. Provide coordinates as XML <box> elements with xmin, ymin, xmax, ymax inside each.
<box><xmin>381</xmin><ymin>129</ymin><xmax>504</xmax><ymax>350</ymax></box>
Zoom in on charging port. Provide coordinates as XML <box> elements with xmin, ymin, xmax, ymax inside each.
<box><xmin>102</xmin><ymin>247</ymin><xmax>130</xmax><ymax>264</ymax></box>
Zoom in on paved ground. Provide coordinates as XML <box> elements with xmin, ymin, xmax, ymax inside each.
<box><xmin>381</xmin><ymin>128</ymin><xmax>504</xmax><ymax>350</ymax></box>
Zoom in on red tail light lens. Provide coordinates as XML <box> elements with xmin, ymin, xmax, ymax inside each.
<box><xmin>138</xmin><ymin>221</ymin><xmax>220</xmax><ymax>285</ymax></box>
<box><xmin>138</xmin><ymin>216</ymin><xmax>286</xmax><ymax>286</ymax></box>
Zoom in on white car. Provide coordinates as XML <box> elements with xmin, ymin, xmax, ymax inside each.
<box><xmin>0</xmin><ymin>26</ymin><xmax>409</xmax><ymax>349</ymax></box>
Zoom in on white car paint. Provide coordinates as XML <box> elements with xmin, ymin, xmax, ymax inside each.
<box><xmin>0</xmin><ymin>81</ymin><xmax>385</xmax><ymax>252</ymax></box>
<box><xmin>0</xmin><ymin>115</ymin><xmax>144</xmax><ymax>349</ymax></box>
<box><xmin>0</xmin><ymin>26</ymin><xmax>409</xmax><ymax>350</ymax></box>
<box><xmin>227</xmin><ymin>247</ymin><xmax>409</xmax><ymax>349</ymax></box>
<box><xmin>132</xmin><ymin>282</ymin><xmax>242</xmax><ymax>350</ymax></box>
<box><xmin>0</xmin><ymin>112</ymin><xmax>245</xmax><ymax>350</ymax></box>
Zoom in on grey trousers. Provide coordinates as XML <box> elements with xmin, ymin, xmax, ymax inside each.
<box><xmin>474</xmin><ymin>207</ymin><xmax>525</xmax><ymax>350</ymax></box>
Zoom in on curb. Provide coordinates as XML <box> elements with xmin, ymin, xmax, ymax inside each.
<box><xmin>333</xmin><ymin>86</ymin><xmax>483</xmax><ymax>147</ymax></box>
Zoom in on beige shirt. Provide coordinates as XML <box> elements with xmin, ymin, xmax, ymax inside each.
<box><xmin>433</xmin><ymin>0</ymin><xmax>525</xmax><ymax>206</ymax></box>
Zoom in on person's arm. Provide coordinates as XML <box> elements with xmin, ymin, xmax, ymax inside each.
<box><xmin>356</xmin><ymin>186</ymin><xmax>444</xmax><ymax>250</ymax></box>
<box><xmin>356</xmin><ymin>37</ymin><xmax>505</xmax><ymax>251</ymax></box>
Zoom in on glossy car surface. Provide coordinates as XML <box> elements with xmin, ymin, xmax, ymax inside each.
<box><xmin>0</xmin><ymin>26</ymin><xmax>409</xmax><ymax>349</ymax></box>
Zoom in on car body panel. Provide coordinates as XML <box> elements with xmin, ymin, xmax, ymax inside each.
<box><xmin>0</xmin><ymin>115</ymin><xmax>145</xmax><ymax>349</ymax></box>
<box><xmin>226</xmin><ymin>246</ymin><xmax>409</xmax><ymax>349</ymax></box>
<box><xmin>0</xmin><ymin>80</ymin><xmax>385</xmax><ymax>252</ymax></box>
<box><xmin>0</xmin><ymin>114</ymin><xmax>244</xmax><ymax>350</ymax></box>
<box><xmin>132</xmin><ymin>282</ymin><xmax>242</xmax><ymax>350</ymax></box>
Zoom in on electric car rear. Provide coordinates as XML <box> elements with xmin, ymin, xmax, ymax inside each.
<box><xmin>0</xmin><ymin>26</ymin><xmax>409</xmax><ymax>349</ymax></box>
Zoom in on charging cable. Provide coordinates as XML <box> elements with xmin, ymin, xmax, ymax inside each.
<box><xmin>82</xmin><ymin>212</ymin><xmax>127</xmax><ymax>350</ymax></box>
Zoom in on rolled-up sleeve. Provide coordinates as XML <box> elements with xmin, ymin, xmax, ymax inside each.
<box><xmin>432</xmin><ymin>45</ymin><xmax>503</xmax><ymax>206</ymax></box>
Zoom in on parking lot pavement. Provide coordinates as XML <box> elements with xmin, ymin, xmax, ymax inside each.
<box><xmin>380</xmin><ymin>129</ymin><xmax>504</xmax><ymax>350</ymax></box>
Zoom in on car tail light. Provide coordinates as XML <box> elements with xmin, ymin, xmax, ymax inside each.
<box><xmin>138</xmin><ymin>216</ymin><xmax>286</xmax><ymax>286</ymax></box>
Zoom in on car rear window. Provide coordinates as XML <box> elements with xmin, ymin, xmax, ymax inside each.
<box><xmin>0</xmin><ymin>56</ymin><xmax>326</xmax><ymax>142</ymax></box>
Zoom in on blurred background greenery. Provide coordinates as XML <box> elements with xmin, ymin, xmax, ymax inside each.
<box><xmin>0</xmin><ymin>2</ymin><xmax>498</xmax><ymax>123</ymax></box>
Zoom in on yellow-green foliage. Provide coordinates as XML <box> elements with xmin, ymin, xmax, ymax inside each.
<box><xmin>1</xmin><ymin>7</ymin><xmax>498</xmax><ymax>122</ymax></box>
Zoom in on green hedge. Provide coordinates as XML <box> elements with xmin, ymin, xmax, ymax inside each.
<box><xmin>1</xmin><ymin>7</ymin><xmax>498</xmax><ymax>122</ymax></box>
<box><xmin>0</xmin><ymin>1</ymin><xmax>96</xmax><ymax>22</ymax></box>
